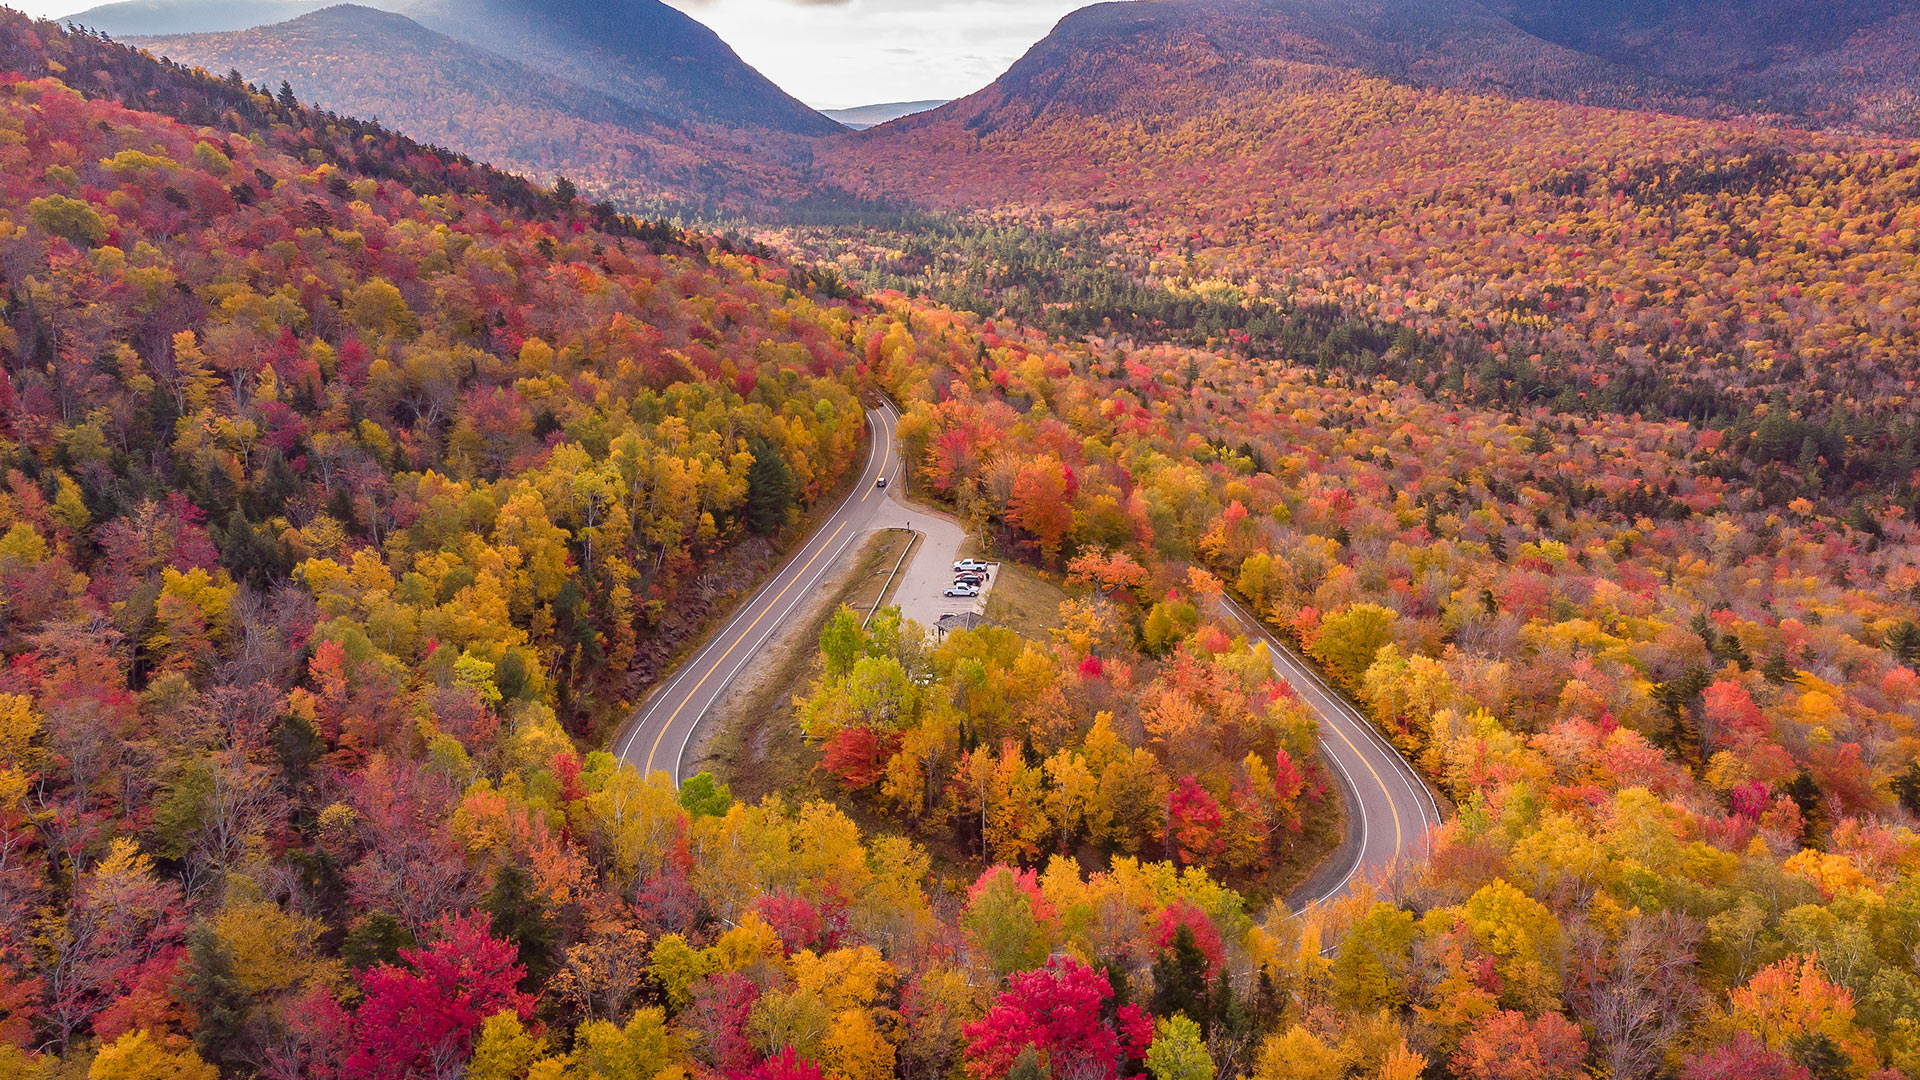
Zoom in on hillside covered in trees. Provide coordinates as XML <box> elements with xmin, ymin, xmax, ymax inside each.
<box><xmin>818</xmin><ymin>20</ymin><xmax>1920</xmax><ymax>519</ymax></box>
<box><xmin>4</xmin><ymin>7</ymin><xmax>1920</xmax><ymax>1080</ymax></box>
<box><xmin>136</xmin><ymin>4</ymin><xmax>823</xmax><ymax>213</ymax></box>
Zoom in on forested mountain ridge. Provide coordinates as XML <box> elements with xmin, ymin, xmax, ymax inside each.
<box><xmin>59</xmin><ymin>0</ymin><xmax>333</xmax><ymax>35</ymax></box>
<box><xmin>398</xmin><ymin>0</ymin><xmax>839</xmax><ymax>138</ymax></box>
<box><xmin>136</xmin><ymin>4</ymin><xmax>818</xmax><ymax>211</ymax></box>
<box><xmin>938</xmin><ymin>0</ymin><xmax>1920</xmax><ymax>135</ymax></box>
<box><xmin>1483</xmin><ymin>0</ymin><xmax>1920</xmax><ymax>133</ymax></box>
<box><xmin>85</xmin><ymin>0</ymin><xmax>840</xmax><ymax>136</ymax></box>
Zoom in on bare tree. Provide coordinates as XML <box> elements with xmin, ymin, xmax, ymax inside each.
<box><xmin>1568</xmin><ymin>910</ymin><xmax>1702</xmax><ymax>1080</ymax></box>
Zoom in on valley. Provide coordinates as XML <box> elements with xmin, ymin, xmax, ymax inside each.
<box><xmin>1</xmin><ymin>3</ymin><xmax>1919</xmax><ymax>1079</ymax></box>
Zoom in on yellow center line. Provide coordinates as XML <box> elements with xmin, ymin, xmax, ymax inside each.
<box><xmin>644</xmin><ymin>520</ymin><xmax>849</xmax><ymax>775</ymax></box>
<box><xmin>1322</xmin><ymin>713</ymin><xmax>1403</xmax><ymax>856</ymax></box>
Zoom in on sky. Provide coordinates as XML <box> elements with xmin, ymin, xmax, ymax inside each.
<box><xmin>23</xmin><ymin>0</ymin><xmax>1094</xmax><ymax>109</ymax></box>
<box><xmin>664</xmin><ymin>0</ymin><xmax>1088</xmax><ymax>109</ymax></box>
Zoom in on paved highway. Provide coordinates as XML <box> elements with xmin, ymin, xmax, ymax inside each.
<box><xmin>614</xmin><ymin>399</ymin><xmax>1440</xmax><ymax>908</ymax></box>
<box><xmin>613</xmin><ymin>400</ymin><xmax>902</xmax><ymax>782</ymax></box>
<box><xmin>1217</xmin><ymin>593</ymin><xmax>1443</xmax><ymax>905</ymax></box>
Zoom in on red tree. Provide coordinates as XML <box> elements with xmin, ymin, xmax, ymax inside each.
<box><xmin>963</xmin><ymin>956</ymin><xmax>1152</xmax><ymax>1080</ymax></box>
<box><xmin>689</xmin><ymin>971</ymin><xmax>759</xmax><ymax>1073</ymax></box>
<box><xmin>818</xmin><ymin>727</ymin><xmax>898</xmax><ymax>790</ymax></box>
<box><xmin>343</xmin><ymin>912</ymin><xmax>532</xmax><ymax>1080</ymax></box>
<box><xmin>1168</xmin><ymin>775</ymin><xmax>1225</xmax><ymax>866</ymax></box>
<box><xmin>1681</xmin><ymin>1034</ymin><xmax>1812</xmax><ymax>1080</ymax></box>
<box><xmin>734</xmin><ymin>1046</ymin><xmax>828</xmax><ymax>1080</ymax></box>
<box><xmin>1153</xmin><ymin>901</ymin><xmax>1225</xmax><ymax>978</ymax></box>
<box><xmin>1453</xmin><ymin>1010</ymin><xmax>1587</xmax><ymax>1080</ymax></box>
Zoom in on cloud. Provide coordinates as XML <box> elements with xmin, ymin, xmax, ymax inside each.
<box><xmin>686</xmin><ymin>0</ymin><xmax>1096</xmax><ymax>108</ymax></box>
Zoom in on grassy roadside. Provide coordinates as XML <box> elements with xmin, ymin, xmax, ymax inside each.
<box><xmin>704</xmin><ymin>528</ymin><xmax>916</xmax><ymax>803</ymax></box>
<box><xmin>981</xmin><ymin>560</ymin><xmax>1069</xmax><ymax>641</ymax></box>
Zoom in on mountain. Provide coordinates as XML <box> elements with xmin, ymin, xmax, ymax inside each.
<box><xmin>59</xmin><ymin>0</ymin><xmax>333</xmax><ymax>35</ymax></box>
<box><xmin>970</xmin><ymin>0</ymin><xmax>1710</xmax><ymax>121</ymax></box>
<box><xmin>824</xmin><ymin>0</ymin><xmax>1920</xmax><ymax>413</ymax></box>
<box><xmin>137</xmin><ymin>5</ymin><xmax>824</xmax><ymax>209</ymax></box>
<box><xmin>78</xmin><ymin>0</ymin><xmax>839</xmax><ymax>137</ymax></box>
<box><xmin>821</xmin><ymin>100</ymin><xmax>947</xmax><ymax>131</ymax></box>
<box><xmin>897</xmin><ymin>0</ymin><xmax>1919</xmax><ymax>136</ymax></box>
<box><xmin>1481</xmin><ymin>0</ymin><xmax>1920</xmax><ymax>131</ymax></box>
<box><xmin>401</xmin><ymin>0</ymin><xmax>840</xmax><ymax>137</ymax></box>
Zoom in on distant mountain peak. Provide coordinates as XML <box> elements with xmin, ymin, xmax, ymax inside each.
<box><xmin>402</xmin><ymin>0</ymin><xmax>841</xmax><ymax>136</ymax></box>
<box><xmin>72</xmin><ymin>0</ymin><xmax>839</xmax><ymax>136</ymax></box>
<box><xmin>821</xmin><ymin>100</ymin><xmax>949</xmax><ymax>130</ymax></box>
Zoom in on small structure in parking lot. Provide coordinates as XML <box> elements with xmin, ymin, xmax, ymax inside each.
<box><xmin>933</xmin><ymin>612</ymin><xmax>990</xmax><ymax>641</ymax></box>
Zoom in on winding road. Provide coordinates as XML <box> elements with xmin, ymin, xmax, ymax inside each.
<box><xmin>1216</xmin><ymin>594</ymin><xmax>1443</xmax><ymax>906</ymax></box>
<box><xmin>614</xmin><ymin>401</ymin><xmax>1439</xmax><ymax>905</ymax></box>
<box><xmin>613</xmin><ymin>400</ymin><xmax>902</xmax><ymax>783</ymax></box>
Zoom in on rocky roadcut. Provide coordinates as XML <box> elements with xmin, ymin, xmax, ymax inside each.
<box><xmin>2</xmin><ymin>4</ymin><xmax>1920</xmax><ymax>1080</ymax></box>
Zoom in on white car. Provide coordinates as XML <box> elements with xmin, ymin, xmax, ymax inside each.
<box><xmin>953</xmin><ymin>558</ymin><xmax>988</xmax><ymax>573</ymax></box>
<box><xmin>944</xmin><ymin>583</ymin><xmax>979</xmax><ymax>598</ymax></box>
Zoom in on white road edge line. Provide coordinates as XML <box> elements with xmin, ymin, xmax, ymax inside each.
<box><xmin>613</xmin><ymin>405</ymin><xmax>888</xmax><ymax>768</ymax></box>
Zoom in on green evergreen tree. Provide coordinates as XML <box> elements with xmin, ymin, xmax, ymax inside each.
<box><xmin>1149</xmin><ymin>924</ymin><xmax>1213</xmax><ymax>1033</ymax></box>
<box><xmin>745</xmin><ymin>436</ymin><xmax>797</xmax><ymax>536</ymax></box>
<box><xmin>1786</xmin><ymin>769</ymin><xmax>1829</xmax><ymax>847</ymax></box>
<box><xmin>486</xmin><ymin>861</ymin><xmax>556</xmax><ymax>989</ymax></box>
<box><xmin>342</xmin><ymin>912</ymin><xmax>415</xmax><ymax>970</ymax></box>
<box><xmin>1894</xmin><ymin>761</ymin><xmax>1920</xmax><ymax>817</ymax></box>
<box><xmin>181</xmin><ymin>923</ymin><xmax>250</xmax><ymax>1075</ymax></box>
<box><xmin>1007</xmin><ymin>1045</ymin><xmax>1049</xmax><ymax>1080</ymax></box>
<box><xmin>1888</xmin><ymin>620</ymin><xmax>1920</xmax><ymax>666</ymax></box>
<box><xmin>1790</xmin><ymin>1032</ymin><xmax>1851</xmax><ymax>1080</ymax></box>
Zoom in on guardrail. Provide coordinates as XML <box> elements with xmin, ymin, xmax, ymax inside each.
<box><xmin>865</xmin><ymin>529</ymin><xmax>917</xmax><ymax>628</ymax></box>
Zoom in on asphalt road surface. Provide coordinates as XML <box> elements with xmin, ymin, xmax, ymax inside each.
<box><xmin>613</xmin><ymin>400</ymin><xmax>902</xmax><ymax>782</ymax></box>
<box><xmin>613</xmin><ymin>400</ymin><xmax>1440</xmax><ymax>906</ymax></box>
<box><xmin>1217</xmin><ymin>593</ymin><xmax>1443</xmax><ymax>905</ymax></box>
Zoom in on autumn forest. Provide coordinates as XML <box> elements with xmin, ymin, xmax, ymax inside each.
<box><xmin>3</xmin><ymin>3</ymin><xmax>1920</xmax><ymax>1080</ymax></box>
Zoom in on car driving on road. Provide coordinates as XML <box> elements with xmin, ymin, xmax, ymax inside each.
<box><xmin>875</xmin><ymin>476</ymin><xmax>887</xmax><ymax>488</ymax></box>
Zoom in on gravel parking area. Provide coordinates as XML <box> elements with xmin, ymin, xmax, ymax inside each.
<box><xmin>867</xmin><ymin>494</ymin><xmax>997</xmax><ymax>634</ymax></box>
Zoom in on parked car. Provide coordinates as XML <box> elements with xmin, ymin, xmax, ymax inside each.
<box><xmin>875</xmin><ymin>476</ymin><xmax>887</xmax><ymax>488</ymax></box>
<box><xmin>944</xmin><ymin>583</ymin><xmax>979</xmax><ymax>598</ymax></box>
<box><xmin>954</xmin><ymin>572</ymin><xmax>986</xmax><ymax>585</ymax></box>
<box><xmin>954</xmin><ymin>558</ymin><xmax>988</xmax><ymax>572</ymax></box>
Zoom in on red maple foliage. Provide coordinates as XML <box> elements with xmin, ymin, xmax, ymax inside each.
<box><xmin>1153</xmin><ymin>901</ymin><xmax>1226</xmax><ymax>979</ymax></box>
<box><xmin>1168</xmin><ymin>774</ymin><xmax>1225</xmax><ymax>866</ymax></box>
<box><xmin>343</xmin><ymin>912</ymin><xmax>532</xmax><ymax>1080</ymax></box>
<box><xmin>733</xmin><ymin>1046</ymin><xmax>828</xmax><ymax>1080</ymax></box>
<box><xmin>818</xmin><ymin>727</ymin><xmax>900</xmax><ymax>790</ymax></box>
<box><xmin>963</xmin><ymin>956</ymin><xmax>1152</xmax><ymax>1080</ymax></box>
<box><xmin>1681</xmin><ymin>1034</ymin><xmax>1812</xmax><ymax>1080</ymax></box>
<box><xmin>689</xmin><ymin>971</ymin><xmax>759</xmax><ymax>1073</ymax></box>
<box><xmin>1453</xmin><ymin>1009</ymin><xmax>1587</xmax><ymax>1080</ymax></box>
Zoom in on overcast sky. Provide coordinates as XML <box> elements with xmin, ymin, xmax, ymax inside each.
<box><xmin>24</xmin><ymin>0</ymin><xmax>1093</xmax><ymax>109</ymax></box>
<box><xmin>664</xmin><ymin>0</ymin><xmax>1088</xmax><ymax>109</ymax></box>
